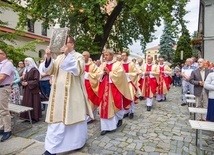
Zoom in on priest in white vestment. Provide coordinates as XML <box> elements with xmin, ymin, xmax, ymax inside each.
<box><xmin>42</xmin><ymin>37</ymin><xmax>93</xmax><ymax>155</ymax></box>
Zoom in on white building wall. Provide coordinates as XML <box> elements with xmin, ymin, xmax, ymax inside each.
<box><xmin>0</xmin><ymin>7</ymin><xmax>52</xmax><ymax>38</ymax></box>
<box><xmin>204</xmin><ymin>0</ymin><xmax>214</xmax><ymax>62</ymax></box>
<box><xmin>0</xmin><ymin>6</ymin><xmax>53</xmax><ymax>59</ymax></box>
<box><xmin>4</xmin><ymin>36</ymin><xmax>48</xmax><ymax>58</ymax></box>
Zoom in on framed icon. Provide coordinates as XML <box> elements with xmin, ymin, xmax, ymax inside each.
<box><xmin>49</xmin><ymin>28</ymin><xmax>69</xmax><ymax>53</ymax></box>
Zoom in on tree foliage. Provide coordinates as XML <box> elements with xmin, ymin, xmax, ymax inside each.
<box><xmin>0</xmin><ymin>1</ymin><xmax>42</xmax><ymax>65</ymax></box>
<box><xmin>174</xmin><ymin>26</ymin><xmax>193</xmax><ymax>64</ymax></box>
<box><xmin>159</xmin><ymin>22</ymin><xmax>176</xmax><ymax>62</ymax></box>
<box><xmin>11</xmin><ymin>0</ymin><xmax>189</xmax><ymax>54</ymax></box>
<box><xmin>173</xmin><ymin>0</ymin><xmax>193</xmax><ymax>64</ymax></box>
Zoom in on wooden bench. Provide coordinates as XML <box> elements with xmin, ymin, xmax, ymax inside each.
<box><xmin>188</xmin><ymin>107</ymin><xmax>207</xmax><ymax>120</ymax></box>
<box><xmin>185</xmin><ymin>94</ymin><xmax>195</xmax><ymax>107</ymax></box>
<box><xmin>8</xmin><ymin>104</ymin><xmax>33</xmax><ymax>133</ymax></box>
<box><xmin>189</xmin><ymin>120</ymin><xmax>214</xmax><ymax>155</ymax></box>
<box><xmin>186</xmin><ymin>99</ymin><xmax>196</xmax><ymax>107</ymax></box>
<box><xmin>185</xmin><ymin>94</ymin><xmax>195</xmax><ymax>98</ymax></box>
<box><xmin>188</xmin><ymin>107</ymin><xmax>207</xmax><ymax>147</ymax></box>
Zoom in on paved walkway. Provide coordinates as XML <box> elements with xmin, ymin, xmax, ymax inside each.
<box><xmin>0</xmin><ymin>86</ymin><xmax>214</xmax><ymax>155</ymax></box>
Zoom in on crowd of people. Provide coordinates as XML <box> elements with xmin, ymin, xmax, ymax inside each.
<box><xmin>0</xmin><ymin>49</ymin><xmax>52</xmax><ymax>141</ymax></box>
<box><xmin>1</xmin><ymin>38</ymin><xmax>214</xmax><ymax>154</ymax></box>
<box><xmin>172</xmin><ymin>57</ymin><xmax>214</xmax><ymax>141</ymax></box>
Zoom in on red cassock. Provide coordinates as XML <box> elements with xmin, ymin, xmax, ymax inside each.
<box><xmin>85</xmin><ymin>65</ymin><xmax>100</xmax><ymax>107</ymax></box>
<box><xmin>139</xmin><ymin>65</ymin><xmax>157</xmax><ymax>98</ymax></box>
<box><xmin>98</xmin><ymin>63</ymin><xmax>132</xmax><ymax>119</ymax></box>
<box><xmin>157</xmin><ymin>66</ymin><xmax>172</xmax><ymax>94</ymax></box>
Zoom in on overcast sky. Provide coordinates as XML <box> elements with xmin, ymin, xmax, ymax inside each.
<box><xmin>128</xmin><ymin>0</ymin><xmax>200</xmax><ymax>53</ymax></box>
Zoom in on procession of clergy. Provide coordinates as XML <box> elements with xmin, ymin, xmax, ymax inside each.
<box><xmin>82</xmin><ymin>49</ymin><xmax>171</xmax><ymax>136</ymax></box>
<box><xmin>41</xmin><ymin>36</ymin><xmax>172</xmax><ymax>155</ymax></box>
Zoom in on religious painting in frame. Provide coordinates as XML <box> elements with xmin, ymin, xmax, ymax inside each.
<box><xmin>49</xmin><ymin>28</ymin><xmax>69</xmax><ymax>53</ymax></box>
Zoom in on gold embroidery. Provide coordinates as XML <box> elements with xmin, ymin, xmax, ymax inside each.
<box><xmin>102</xmin><ymin>77</ymin><xmax>109</xmax><ymax>112</ymax></box>
<box><xmin>63</xmin><ymin>72</ymin><xmax>69</xmax><ymax>122</ymax></box>
<box><xmin>49</xmin><ymin>56</ymin><xmax>64</xmax><ymax>122</ymax></box>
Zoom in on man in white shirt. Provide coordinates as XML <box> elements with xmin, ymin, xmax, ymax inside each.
<box><xmin>38</xmin><ymin>55</ymin><xmax>51</xmax><ymax>110</ymax></box>
<box><xmin>181</xmin><ymin>58</ymin><xmax>197</xmax><ymax>106</ymax></box>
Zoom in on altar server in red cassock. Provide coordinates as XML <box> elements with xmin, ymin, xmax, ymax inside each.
<box><xmin>98</xmin><ymin>49</ymin><xmax>132</xmax><ymax>135</ymax></box>
<box><xmin>139</xmin><ymin>56</ymin><xmax>159</xmax><ymax>111</ymax></box>
<box><xmin>156</xmin><ymin>57</ymin><xmax>172</xmax><ymax>102</ymax></box>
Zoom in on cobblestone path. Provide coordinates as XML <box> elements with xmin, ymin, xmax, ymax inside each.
<box><xmin>14</xmin><ymin>87</ymin><xmax>214</xmax><ymax>155</ymax></box>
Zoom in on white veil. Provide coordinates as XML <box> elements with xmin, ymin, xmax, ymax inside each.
<box><xmin>24</xmin><ymin>57</ymin><xmax>38</xmax><ymax>72</ymax></box>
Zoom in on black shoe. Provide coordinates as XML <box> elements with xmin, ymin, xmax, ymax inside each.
<box><xmin>157</xmin><ymin>100</ymin><xmax>162</xmax><ymax>102</ymax></box>
<box><xmin>147</xmin><ymin>106</ymin><xmax>151</xmax><ymax>111</ymax></box>
<box><xmin>181</xmin><ymin>103</ymin><xmax>187</xmax><ymax>106</ymax></box>
<box><xmin>32</xmin><ymin>120</ymin><xmax>39</xmax><ymax>124</ymax></box>
<box><xmin>87</xmin><ymin>120</ymin><xmax>95</xmax><ymax>124</ymax></box>
<box><xmin>100</xmin><ymin>130</ymin><xmax>108</xmax><ymax>136</ymax></box>
<box><xmin>139</xmin><ymin>96</ymin><xmax>144</xmax><ymax>101</ymax></box>
<box><xmin>42</xmin><ymin>150</ymin><xmax>56</xmax><ymax>155</ymax></box>
<box><xmin>147</xmin><ymin>106</ymin><xmax>150</xmax><ymax>111</ymax></box>
<box><xmin>0</xmin><ymin>130</ymin><xmax>4</xmax><ymax>135</ymax></box>
<box><xmin>129</xmin><ymin>113</ymin><xmax>134</xmax><ymax>119</ymax></box>
<box><xmin>117</xmin><ymin>119</ymin><xmax>123</xmax><ymax>127</ymax></box>
<box><xmin>123</xmin><ymin>113</ymin><xmax>129</xmax><ymax>118</ymax></box>
<box><xmin>1</xmin><ymin>131</ymin><xmax>12</xmax><ymax>142</ymax></box>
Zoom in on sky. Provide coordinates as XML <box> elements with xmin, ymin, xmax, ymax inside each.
<box><xmin>128</xmin><ymin>0</ymin><xmax>200</xmax><ymax>53</ymax></box>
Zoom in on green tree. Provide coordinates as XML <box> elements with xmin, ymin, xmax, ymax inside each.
<box><xmin>0</xmin><ymin>1</ymin><xmax>42</xmax><ymax>65</ymax></box>
<box><xmin>159</xmin><ymin>22</ymin><xmax>176</xmax><ymax>62</ymax></box>
<box><xmin>172</xmin><ymin>0</ymin><xmax>192</xmax><ymax>64</ymax></box>
<box><xmin>174</xmin><ymin>26</ymin><xmax>192</xmax><ymax>64</ymax></box>
<box><xmin>11</xmin><ymin>0</ymin><xmax>189</xmax><ymax>54</ymax></box>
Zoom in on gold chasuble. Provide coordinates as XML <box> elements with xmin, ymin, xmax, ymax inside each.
<box><xmin>45</xmin><ymin>52</ymin><xmax>93</xmax><ymax>125</ymax></box>
<box><xmin>85</xmin><ymin>60</ymin><xmax>101</xmax><ymax>111</ymax></box>
<box><xmin>98</xmin><ymin>61</ymin><xmax>132</xmax><ymax>119</ymax></box>
<box><xmin>122</xmin><ymin>62</ymin><xmax>140</xmax><ymax>103</ymax></box>
<box><xmin>157</xmin><ymin>65</ymin><xmax>172</xmax><ymax>95</ymax></box>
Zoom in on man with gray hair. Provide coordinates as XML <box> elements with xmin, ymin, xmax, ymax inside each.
<box><xmin>98</xmin><ymin>49</ymin><xmax>132</xmax><ymax>135</ymax></box>
<box><xmin>181</xmin><ymin>58</ymin><xmax>197</xmax><ymax>106</ymax></box>
<box><xmin>189</xmin><ymin>58</ymin><xmax>211</xmax><ymax>120</ymax></box>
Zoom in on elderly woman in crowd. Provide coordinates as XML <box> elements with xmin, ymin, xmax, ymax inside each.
<box><xmin>21</xmin><ymin>57</ymin><xmax>41</xmax><ymax>123</ymax></box>
<box><xmin>204</xmin><ymin>71</ymin><xmax>214</xmax><ymax>140</ymax></box>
